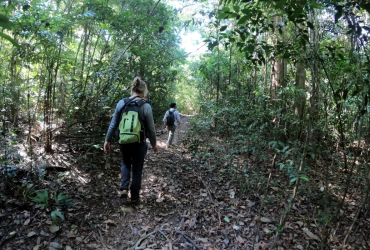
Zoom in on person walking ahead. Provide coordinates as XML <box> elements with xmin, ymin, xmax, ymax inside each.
<box><xmin>163</xmin><ymin>102</ymin><xmax>181</xmax><ymax>149</ymax></box>
<box><xmin>104</xmin><ymin>77</ymin><xmax>158</xmax><ymax>204</ymax></box>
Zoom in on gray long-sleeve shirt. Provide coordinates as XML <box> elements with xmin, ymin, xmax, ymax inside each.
<box><xmin>105</xmin><ymin>98</ymin><xmax>157</xmax><ymax>146</ymax></box>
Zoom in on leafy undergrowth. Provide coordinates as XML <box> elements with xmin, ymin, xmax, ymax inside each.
<box><xmin>1</xmin><ymin>115</ymin><xmax>370</xmax><ymax>249</ymax></box>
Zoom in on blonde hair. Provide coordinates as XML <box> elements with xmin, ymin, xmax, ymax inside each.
<box><xmin>131</xmin><ymin>77</ymin><xmax>148</xmax><ymax>97</ymax></box>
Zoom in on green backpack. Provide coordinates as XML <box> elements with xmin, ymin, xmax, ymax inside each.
<box><xmin>118</xmin><ymin>97</ymin><xmax>146</xmax><ymax>144</ymax></box>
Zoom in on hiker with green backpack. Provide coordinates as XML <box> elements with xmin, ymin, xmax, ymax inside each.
<box><xmin>104</xmin><ymin>77</ymin><xmax>158</xmax><ymax>204</ymax></box>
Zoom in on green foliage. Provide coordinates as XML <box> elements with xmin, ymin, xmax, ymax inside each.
<box><xmin>51</xmin><ymin>210</ymin><xmax>65</xmax><ymax>225</ymax></box>
<box><xmin>0</xmin><ymin>32</ymin><xmax>20</xmax><ymax>47</ymax></box>
<box><xmin>183</xmin><ymin>117</ymin><xmax>213</xmax><ymax>156</ymax></box>
<box><xmin>0</xmin><ymin>13</ymin><xmax>13</xmax><ymax>30</ymax></box>
<box><xmin>31</xmin><ymin>189</ymin><xmax>72</xmax><ymax>225</ymax></box>
<box><xmin>31</xmin><ymin>189</ymin><xmax>72</xmax><ymax>210</ymax></box>
<box><xmin>0</xmin><ymin>12</ymin><xmax>20</xmax><ymax>47</ymax></box>
<box><xmin>31</xmin><ymin>190</ymin><xmax>49</xmax><ymax>208</ymax></box>
<box><xmin>20</xmin><ymin>183</ymin><xmax>36</xmax><ymax>204</ymax></box>
<box><xmin>317</xmin><ymin>209</ymin><xmax>334</xmax><ymax>225</ymax></box>
<box><xmin>54</xmin><ymin>193</ymin><xmax>73</xmax><ymax>211</ymax></box>
<box><xmin>213</xmin><ymin>0</ymin><xmax>370</xmax><ymax>69</ymax></box>
<box><xmin>0</xmin><ymin>0</ymin><xmax>188</xmax><ymax>153</ymax></box>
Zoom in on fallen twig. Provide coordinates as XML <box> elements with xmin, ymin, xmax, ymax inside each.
<box><xmin>175</xmin><ymin>230</ymin><xmax>201</xmax><ymax>250</ymax></box>
<box><xmin>178</xmin><ymin>210</ymin><xmax>187</xmax><ymax>229</ymax></box>
<box><xmin>133</xmin><ymin>229</ymin><xmax>158</xmax><ymax>249</ymax></box>
<box><xmin>158</xmin><ymin>230</ymin><xmax>173</xmax><ymax>250</ymax></box>
<box><xmin>202</xmin><ymin>180</ymin><xmax>221</xmax><ymax>228</ymax></box>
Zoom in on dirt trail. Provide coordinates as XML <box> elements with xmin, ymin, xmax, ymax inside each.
<box><xmin>3</xmin><ymin>111</ymin><xmax>370</xmax><ymax>249</ymax></box>
<box><xmin>1</xmin><ymin>114</ymin><xmax>259</xmax><ymax>250</ymax></box>
<box><xmin>101</xmin><ymin>114</ymin><xmax>205</xmax><ymax>249</ymax></box>
<box><xmin>97</xmin><ymin>115</ymin><xmax>261</xmax><ymax>250</ymax></box>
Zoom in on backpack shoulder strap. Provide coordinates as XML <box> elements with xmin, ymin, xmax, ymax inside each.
<box><xmin>136</xmin><ymin>99</ymin><xmax>147</xmax><ymax>108</ymax></box>
<box><xmin>136</xmin><ymin>100</ymin><xmax>147</xmax><ymax>141</ymax></box>
<box><xmin>123</xmin><ymin>97</ymin><xmax>130</xmax><ymax>106</ymax></box>
<box><xmin>132</xmin><ymin>99</ymin><xmax>147</xmax><ymax>123</ymax></box>
<box><xmin>119</xmin><ymin>96</ymin><xmax>138</xmax><ymax>114</ymax></box>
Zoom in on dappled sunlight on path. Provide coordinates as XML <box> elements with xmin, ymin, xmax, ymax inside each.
<box><xmin>4</xmin><ymin>113</ymin><xmax>365</xmax><ymax>249</ymax></box>
<box><xmin>97</xmin><ymin>114</ymin><xmax>262</xmax><ymax>249</ymax></box>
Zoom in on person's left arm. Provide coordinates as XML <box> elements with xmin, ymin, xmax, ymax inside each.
<box><xmin>104</xmin><ymin>100</ymin><xmax>124</xmax><ymax>153</ymax></box>
<box><xmin>175</xmin><ymin>110</ymin><xmax>181</xmax><ymax>126</ymax></box>
<box><xmin>143</xmin><ymin>104</ymin><xmax>157</xmax><ymax>148</ymax></box>
<box><xmin>163</xmin><ymin>110</ymin><xmax>168</xmax><ymax>126</ymax></box>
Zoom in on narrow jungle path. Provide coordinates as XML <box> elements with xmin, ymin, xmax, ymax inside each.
<box><xmin>1</xmin><ymin>114</ymin><xmax>308</xmax><ymax>250</ymax></box>
<box><xmin>4</xmin><ymin>113</ymin><xmax>366</xmax><ymax>249</ymax></box>
<box><xmin>90</xmin><ymin>114</ymin><xmax>266</xmax><ymax>250</ymax></box>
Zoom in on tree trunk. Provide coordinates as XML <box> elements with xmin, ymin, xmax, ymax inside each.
<box><xmin>9</xmin><ymin>48</ymin><xmax>20</xmax><ymax>124</ymax></box>
<box><xmin>271</xmin><ymin>58</ymin><xmax>283</xmax><ymax>100</ymax></box>
<box><xmin>294</xmin><ymin>60</ymin><xmax>306</xmax><ymax>120</ymax></box>
<box><xmin>270</xmin><ymin>16</ymin><xmax>286</xmax><ymax>101</ymax></box>
<box><xmin>216</xmin><ymin>43</ymin><xmax>220</xmax><ymax>105</ymax></box>
<box><xmin>309</xmin><ymin>9</ymin><xmax>319</xmax><ymax>122</ymax></box>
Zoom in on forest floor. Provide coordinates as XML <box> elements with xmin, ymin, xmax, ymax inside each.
<box><xmin>1</xmin><ymin>115</ymin><xmax>370</xmax><ymax>250</ymax></box>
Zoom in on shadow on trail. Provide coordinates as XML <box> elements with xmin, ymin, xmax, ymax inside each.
<box><xmin>95</xmin><ymin>114</ymin><xmax>257</xmax><ymax>250</ymax></box>
<box><xmin>0</xmin><ymin>115</ymin><xmax>257</xmax><ymax>250</ymax></box>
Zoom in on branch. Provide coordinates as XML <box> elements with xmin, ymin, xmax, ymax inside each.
<box><xmin>148</xmin><ymin>43</ymin><xmax>207</xmax><ymax>74</ymax></box>
<box><xmin>174</xmin><ymin>231</ymin><xmax>202</xmax><ymax>250</ymax></box>
<box><xmin>134</xmin><ymin>229</ymin><xmax>158</xmax><ymax>249</ymax></box>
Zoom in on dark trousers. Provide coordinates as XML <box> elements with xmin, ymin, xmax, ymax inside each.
<box><xmin>119</xmin><ymin>142</ymin><xmax>148</xmax><ymax>199</ymax></box>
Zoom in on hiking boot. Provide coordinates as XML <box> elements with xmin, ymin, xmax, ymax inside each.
<box><xmin>119</xmin><ymin>190</ymin><xmax>128</xmax><ymax>198</ymax></box>
<box><xmin>131</xmin><ymin>198</ymin><xmax>140</xmax><ymax>205</ymax></box>
<box><xmin>131</xmin><ymin>196</ymin><xmax>140</xmax><ymax>204</ymax></box>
